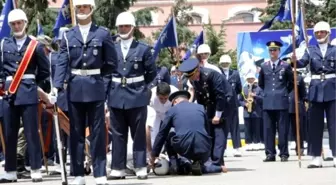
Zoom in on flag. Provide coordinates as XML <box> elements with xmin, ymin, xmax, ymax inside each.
<box><xmin>280</xmin><ymin>6</ymin><xmax>306</xmax><ymax>58</ymax></box>
<box><xmin>0</xmin><ymin>0</ymin><xmax>16</xmax><ymax>39</ymax></box>
<box><xmin>53</xmin><ymin>0</ymin><xmax>72</xmax><ymax>38</ymax></box>
<box><xmin>152</xmin><ymin>16</ymin><xmax>178</xmax><ymax>62</ymax></box>
<box><xmin>183</xmin><ymin>30</ymin><xmax>204</xmax><ymax>60</ymax></box>
<box><xmin>37</xmin><ymin>19</ymin><xmax>44</xmax><ymax>36</ymax></box>
<box><xmin>258</xmin><ymin>0</ymin><xmax>294</xmax><ymax>32</ymax></box>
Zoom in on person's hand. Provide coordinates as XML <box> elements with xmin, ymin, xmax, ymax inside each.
<box><xmin>149</xmin><ymin>155</ymin><xmax>156</xmax><ymax>169</ymax></box>
<box><xmin>51</xmin><ymin>87</ymin><xmax>58</xmax><ymax>97</ymax></box>
<box><xmin>250</xmin><ymin>93</ymin><xmax>256</xmax><ymax>97</ymax></box>
<box><xmin>47</xmin><ymin>93</ymin><xmax>57</xmax><ymax>105</ymax></box>
<box><xmin>212</xmin><ymin>116</ymin><xmax>220</xmax><ymax>125</ymax></box>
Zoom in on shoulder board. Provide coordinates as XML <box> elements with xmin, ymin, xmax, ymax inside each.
<box><xmin>98</xmin><ymin>26</ymin><xmax>109</xmax><ymax>32</ymax></box>
<box><xmin>137</xmin><ymin>41</ymin><xmax>150</xmax><ymax>47</ymax></box>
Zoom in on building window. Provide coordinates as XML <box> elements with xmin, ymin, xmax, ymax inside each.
<box><xmin>234</xmin><ymin>12</ymin><xmax>254</xmax><ymax>23</ymax></box>
<box><xmin>191</xmin><ymin>13</ymin><xmax>202</xmax><ymax>24</ymax></box>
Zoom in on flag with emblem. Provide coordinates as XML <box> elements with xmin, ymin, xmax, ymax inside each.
<box><xmin>183</xmin><ymin>30</ymin><xmax>204</xmax><ymax>60</ymax></box>
<box><xmin>152</xmin><ymin>16</ymin><xmax>178</xmax><ymax>62</ymax></box>
<box><xmin>258</xmin><ymin>0</ymin><xmax>294</xmax><ymax>32</ymax></box>
<box><xmin>0</xmin><ymin>0</ymin><xmax>16</xmax><ymax>40</ymax></box>
<box><xmin>53</xmin><ymin>0</ymin><xmax>72</xmax><ymax>38</ymax></box>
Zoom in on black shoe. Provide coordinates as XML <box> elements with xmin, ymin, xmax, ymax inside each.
<box><xmin>107</xmin><ymin>176</ymin><xmax>125</xmax><ymax>180</ymax></box>
<box><xmin>191</xmin><ymin>161</ymin><xmax>202</xmax><ymax>176</ymax></box>
<box><xmin>263</xmin><ymin>156</ymin><xmax>276</xmax><ymax>162</ymax></box>
<box><xmin>280</xmin><ymin>156</ymin><xmax>289</xmax><ymax>162</ymax></box>
<box><xmin>307</xmin><ymin>164</ymin><xmax>322</xmax><ymax>169</ymax></box>
<box><xmin>32</xmin><ymin>178</ymin><xmax>43</xmax><ymax>182</ymax></box>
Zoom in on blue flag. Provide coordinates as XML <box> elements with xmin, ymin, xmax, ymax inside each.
<box><xmin>152</xmin><ymin>16</ymin><xmax>178</xmax><ymax>62</ymax></box>
<box><xmin>280</xmin><ymin>7</ymin><xmax>306</xmax><ymax>58</ymax></box>
<box><xmin>37</xmin><ymin>20</ymin><xmax>44</xmax><ymax>36</ymax></box>
<box><xmin>53</xmin><ymin>0</ymin><xmax>72</xmax><ymax>38</ymax></box>
<box><xmin>183</xmin><ymin>30</ymin><xmax>204</xmax><ymax>60</ymax></box>
<box><xmin>258</xmin><ymin>0</ymin><xmax>293</xmax><ymax>32</ymax></box>
<box><xmin>0</xmin><ymin>0</ymin><xmax>15</xmax><ymax>40</ymax></box>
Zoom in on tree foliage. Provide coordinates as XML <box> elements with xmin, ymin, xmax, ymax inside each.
<box><xmin>253</xmin><ymin>0</ymin><xmax>334</xmax><ymax>30</ymax></box>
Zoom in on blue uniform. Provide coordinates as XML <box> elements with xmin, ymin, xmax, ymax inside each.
<box><xmin>258</xmin><ymin>60</ymin><xmax>293</xmax><ymax>160</ymax></box>
<box><xmin>152</xmin><ymin>101</ymin><xmax>222</xmax><ymax>174</ymax></box>
<box><xmin>0</xmin><ymin>36</ymin><xmax>50</xmax><ymax>172</ymax></box>
<box><xmin>220</xmin><ymin>68</ymin><xmax>242</xmax><ymax>149</ymax></box>
<box><xmin>187</xmin><ymin>67</ymin><xmax>232</xmax><ymax>166</ymax></box>
<box><xmin>297</xmin><ymin>44</ymin><xmax>336</xmax><ymax>157</ymax></box>
<box><xmin>106</xmin><ymin>39</ymin><xmax>156</xmax><ymax>171</ymax></box>
<box><xmin>288</xmin><ymin>75</ymin><xmax>306</xmax><ymax>154</ymax></box>
<box><xmin>148</xmin><ymin>66</ymin><xmax>170</xmax><ymax>88</ymax></box>
<box><xmin>239</xmin><ymin>84</ymin><xmax>263</xmax><ymax>145</ymax></box>
<box><xmin>53</xmin><ymin>24</ymin><xmax>117</xmax><ymax>177</ymax></box>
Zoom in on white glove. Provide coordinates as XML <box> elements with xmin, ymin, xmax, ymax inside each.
<box><xmin>48</xmin><ymin>94</ymin><xmax>57</xmax><ymax>105</ymax></box>
<box><xmin>51</xmin><ymin>87</ymin><xmax>58</xmax><ymax>97</ymax></box>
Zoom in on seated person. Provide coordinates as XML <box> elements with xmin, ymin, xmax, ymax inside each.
<box><xmin>149</xmin><ymin>91</ymin><xmax>227</xmax><ymax>175</ymax></box>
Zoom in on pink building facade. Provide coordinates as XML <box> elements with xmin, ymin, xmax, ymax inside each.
<box><xmin>129</xmin><ymin>0</ymin><xmax>267</xmax><ymax>50</ymax></box>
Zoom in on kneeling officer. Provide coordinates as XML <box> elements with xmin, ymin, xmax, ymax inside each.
<box><xmin>149</xmin><ymin>91</ymin><xmax>226</xmax><ymax>175</ymax></box>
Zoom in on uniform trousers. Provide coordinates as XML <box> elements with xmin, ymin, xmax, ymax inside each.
<box><xmin>109</xmin><ymin>106</ymin><xmax>147</xmax><ymax>170</ymax></box>
<box><xmin>3</xmin><ymin>101</ymin><xmax>42</xmax><ymax>171</ymax></box>
<box><xmin>308</xmin><ymin>100</ymin><xmax>336</xmax><ymax>157</ymax></box>
<box><xmin>225</xmin><ymin>109</ymin><xmax>241</xmax><ymax>149</ymax></box>
<box><xmin>68</xmin><ymin>101</ymin><xmax>106</xmax><ymax>177</ymax></box>
<box><xmin>244</xmin><ymin>117</ymin><xmax>261</xmax><ymax>144</ymax></box>
<box><xmin>263</xmin><ymin>110</ymin><xmax>289</xmax><ymax>158</ymax></box>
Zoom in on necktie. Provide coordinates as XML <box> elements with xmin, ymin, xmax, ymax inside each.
<box><xmin>272</xmin><ymin>63</ymin><xmax>276</xmax><ymax>71</ymax></box>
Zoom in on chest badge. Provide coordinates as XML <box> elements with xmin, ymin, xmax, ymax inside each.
<box><xmin>134</xmin><ymin>63</ymin><xmax>138</xmax><ymax>69</ymax></box>
<box><xmin>93</xmin><ymin>48</ymin><xmax>98</xmax><ymax>56</ymax></box>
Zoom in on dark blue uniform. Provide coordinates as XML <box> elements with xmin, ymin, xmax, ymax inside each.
<box><xmin>0</xmin><ymin>36</ymin><xmax>50</xmax><ymax>172</ymax></box>
<box><xmin>297</xmin><ymin>44</ymin><xmax>336</xmax><ymax>159</ymax></box>
<box><xmin>220</xmin><ymin>68</ymin><xmax>242</xmax><ymax>150</ymax></box>
<box><xmin>258</xmin><ymin>59</ymin><xmax>293</xmax><ymax>161</ymax></box>
<box><xmin>288</xmin><ymin>75</ymin><xmax>306</xmax><ymax>155</ymax></box>
<box><xmin>53</xmin><ymin>24</ymin><xmax>117</xmax><ymax>177</ymax></box>
<box><xmin>239</xmin><ymin>84</ymin><xmax>263</xmax><ymax>145</ymax></box>
<box><xmin>106</xmin><ymin>40</ymin><xmax>156</xmax><ymax>172</ymax></box>
<box><xmin>148</xmin><ymin>66</ymin><xmax>170</xmax><ymax>88</ymax></box>
<box><xmin>152</xmin><ymin>96</ymin><xmax>222</xmax><ymax>175</ymax></box>
<box><xmin>178</xmin><ymin>58</ymin><xmax>232</xmax><ymax>166</ymax></box>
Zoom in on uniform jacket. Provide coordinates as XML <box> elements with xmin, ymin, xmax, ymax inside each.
<box><xmin>152</xmin><ymin>101</ymin><xmax>212</xmax><ymax>157</ymax></box>
<box><xmin>297</xmin><ymin>44</ymin><xmax>336</xmax><ymax>102</ymax></box>
<box><xmin>288</xmin><ymin>75</ymin><xmax>306</xmax><ymax>114</ymax></box>
<box><xmin>258</xmin><ymin>60</ymin><xmax>293</xmax><ymax>110</ymax></box>
<box><xmin>106</xmin><ymin>40</ymin><xmax>157</xmax><ymax>109</ymax></box>
<box><xmin>191</xmin><ymin>67</ymin><xmax>233</xmax><ymax>117</ymax></box>
<box><xmin>148</xmin><ymin>66</ymin><xmax>170</xmax><ymax>88</ymax></box>
<box><xmin>220</xmin><ymin>68</ymin><xmax>242</xmax><ymax>109</ymax></box>
<box><xmin>53</xmin><ymin>24</ymin><xmax>117</xmax><ymax>102</ymax></box>
<box><xmin>239</xmin><ymin>84</ymin><xmax>263</xmax><ymax>118</ymax></box>
<box><xmin>0</xmin><ymin>36</ymin><xmax>50</xmax><ymax>105</ymax></box>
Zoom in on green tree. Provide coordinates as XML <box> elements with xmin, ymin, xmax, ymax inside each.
<box><xmin>253</xmin><ymin>0</ymin><xmax>327</xmax><ymax>30</ymax></box>
<box><xmin>150</xmin><ymin>0</ymin><xmax>196</xmax><ymax>67</ymax></box>
<box><xmin>322</xmin><ymin>0</ymin><xmax>336</xmax><ymax>26</ymax></box>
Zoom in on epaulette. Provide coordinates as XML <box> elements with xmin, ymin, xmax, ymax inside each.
<box><xmin>98</xmin><ymin>26</ymin><xmax>109</xmax><ymax>33</ymax></box>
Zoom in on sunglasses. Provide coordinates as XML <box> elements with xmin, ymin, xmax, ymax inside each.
<box><xmin>269</xmin><ymin>48</ymin><xmax>278</xmax><ymax>52</ymax></box>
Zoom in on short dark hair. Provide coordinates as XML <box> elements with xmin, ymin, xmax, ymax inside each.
<box><xmin>156</xmin><ymin>82</ymin><xmax>171</xmax><ymax>96</ymax></box>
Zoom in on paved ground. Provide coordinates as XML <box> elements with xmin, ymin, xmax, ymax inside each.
<box><xmin>1</xmin><ymin>146</ymin><xmax>335</xmax><ymax>185</ymax></box>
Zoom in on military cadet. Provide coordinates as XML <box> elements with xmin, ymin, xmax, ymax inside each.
<box><xmin>196</xmin><ymin>44</ymin><xmax>222</xmax><ymax>73</ymax></box>
<box><xmin>149</xmin><ymin>82</ymin><xmax>178</xmax><ymax>144</ymax></box>
<box><xmin>0</xmin><ymin>9</ymin><xmax>50</xmax><ymax>182</ymax></box>
<box><xmin>148</xmin><ymin>66</ymin><xmax>171</xmax><ymax>88</ymax></box>
<box><xmin>106</xmin><ymin>11</ymin><xmax>156</xmax><ymax>180</ymax></box>
<box><xmin>52</xmin><ymin>0</ymin><xmax>117</xmax><ymax>184</ymax></box>
<box><xmin>292</xmin><ymin>21</ymin><xmax>336</xmax><ymax>168</ymax></box>
<box><xmin>259</xmin><ymin>41</ymin><xmax>293</xmax><ymax>162</ymax></box>
<box><xmin>288</xmin><ymin>68</ymin><xmax>306</xmax><ymax>156</ymax></box>
<box><xmin>149</xmin><ymin>90</ymin><xmax>227</xmax><ymax>175</ymax></box>
<box><xmin>178</xmin><ymin>58</ymin><xmax>232</xmax><ymax>166</ymax></box>
<box><xmin>239</xmin><ymin>73</ymin><xmax>264</xmax><ymax>151</ymax></box>
<box><xmin>218</xmin><ymin>54</ymin><xmax>243</xmax><ymax>156</ymax></box>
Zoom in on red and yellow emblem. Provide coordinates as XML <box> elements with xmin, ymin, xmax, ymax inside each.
<box><xmin>8</xmin><ymin>39</ymin><xmax>38</xmax><ymax>94</ymax></box>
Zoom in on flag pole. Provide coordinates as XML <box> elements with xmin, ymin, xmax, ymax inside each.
<box><xmin>171</xmin><ymin>7</ymin><xmax>180</xmax><ymax>66</ymax></box>
<box><xmin>291</xmin><ymin>0</ymin><xmax>302</xmax><ymax>168</ymax></box>
<box><xmin>69</xmin><ymin>0</ymin><xmax>76</xmax><ymax>26</ymax></box>
<box><xmin>12</xmin><ymin>0</ymin><xmax>18</xmax><ymax>9</ymax></box>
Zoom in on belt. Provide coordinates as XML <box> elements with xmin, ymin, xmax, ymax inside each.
<box><xmin>6</xmin><ymin>74</ymin><xmax>35</xmax><ymax>81</ymax></box>
<box><xmin>311</xmin><ymin>73</ymin><xmax>336</xmax><ymax>80</ymax></box>
<box><xmin>112</xmin><ymin>75</ymin><xmax>144</xmax><ymax>85</ymax></box>
<box><xmin>71</xmin><ymin>69</ymin><xmax>101</xmax><ymax>76</ymax></box>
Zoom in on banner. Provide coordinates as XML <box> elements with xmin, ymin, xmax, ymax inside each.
<box><xmin>237</xmin><ymin>28</ymin><xmax>336</xmax><ymax>85</ymax></box>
